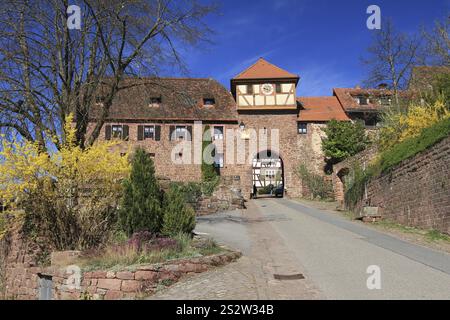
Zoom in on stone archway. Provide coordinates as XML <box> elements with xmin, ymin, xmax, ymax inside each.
<box><xmin>333</xmin><ymin>167</ymin><xmax>350</xmax><ymax>206</ymax></box>
<box><xmin>252</xmin><ymin>150</ymin><xmax>284</xmax><ymax>198</ymax></box>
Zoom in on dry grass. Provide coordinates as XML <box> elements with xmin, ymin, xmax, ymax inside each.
<box><xmin>78</xmin><ymin>233</ymin><xmax>224</xmax><ymax>271</ymax></box>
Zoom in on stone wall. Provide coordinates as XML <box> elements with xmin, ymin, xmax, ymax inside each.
<box><xmin>361</xmin><ymin>136</ymin><xmax>450</xmax><ymax>234</ymax></box>
<box><xmin>332</xmin><ymin>146</ymin><xmax>378</xmax><ymax>206</ymax></box>
<box><xmin>0</xmin><ymin>219</ymin><xmax>241</xmax><ymax>300</ymax></box>
<box><xmin>91</xmin><ymin>115</ymin><xmax>327</xmax><ymax>201</ymax></box>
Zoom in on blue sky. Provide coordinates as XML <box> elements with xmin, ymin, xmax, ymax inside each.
<box><xmin>178</xmin><ymin>0</ymin><xmax>449</xmax><ymax>96</ymax></box>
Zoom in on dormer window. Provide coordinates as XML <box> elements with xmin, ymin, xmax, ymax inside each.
<box><xmin>379</xmin><ymin>96</ymin><xmax>392</xmax><ymax>106</ymax></box>
<box><xmin>95</xmin><ymin>95</ymin><xmax>106</xmax><ymax>104</ymax></box>
<box><xmin>203</xmin><ymin>98</ymin><xmax>215</xmax><ymax>106</ymax></box>
<box><xmin>148</xmin><ymin>97</ymin><xmax>161</xmax><ymax>107</ymax></box>
<box><xmin>356</xmin><ymin>95</ymin><xmax>368</xmax><ymax>105</ymax></box>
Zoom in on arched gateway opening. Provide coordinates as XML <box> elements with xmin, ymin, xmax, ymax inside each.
<box><xmin>252</xmin><ymin>150</ymin><xmax>284</xmax><ymax>198</ymax></box>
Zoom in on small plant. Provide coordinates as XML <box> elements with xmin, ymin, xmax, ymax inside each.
<box><xmin>162</xmin><ymin>185</ymin><xmax>196</xmax><ymax>237</ymax></box>
<box><xmin>297</xmin><ymin>164</ymin><xmax>333</xmax><ymax>200</ymax></box>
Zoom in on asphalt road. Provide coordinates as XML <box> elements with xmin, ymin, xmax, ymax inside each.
<box><xmin>196</xmin><ymin>198</ymin><xmax>450</xmax><ymax>299</ymax></box>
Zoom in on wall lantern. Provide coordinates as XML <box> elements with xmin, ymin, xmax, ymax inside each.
<box><xmin>239</xmin><ymin>122</ymin><xmax>245</xmax><ymax>130</ymax></box>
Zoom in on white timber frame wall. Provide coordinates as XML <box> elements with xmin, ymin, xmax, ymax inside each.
<box><xmin>236</xmin><ymin>83</ymin><xmax>296</xmax><ymax>108</ymax></box>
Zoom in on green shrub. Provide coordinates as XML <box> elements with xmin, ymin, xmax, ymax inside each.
<box><xmin>119</xmin><ymin>148</ymin><xmax>163</xmax><ymax>236</ymax></box>
<box><xmin>201</xmin><ymin>126</ymin><xmax>219</xmax><ymax>195</ymax></box>
<box><xmin>344</xmin><ymin>117</ymin><xmax>450</xmax><ymax>208</ymax></box>
<box><xmin>162</xmin><ymin>185</ymin><xmax>196</xmax><ymax>237</ymax></box>
<box><xmin>322</xmin><ymin>120</ymin><xmax>370</xmax><ymax>166</ymax></box>
<box><xmin>171</xmin><ymin>182</ymin><xmax>202</xmax><ymax>204</ymax></box>
<box><xmin>297</xmin><ymin>164</ymin><xmax>333</xmax><ymax>200</ymax></box>
<box><xmin>376</xmin><ymin>117</ymin><xmax>450</xmax><ymax>174</ymax></box>
<box><xmin>258</xmin><ymin>186</ymin><xmax>271</xmax><ymax>195</ymax></box>
<box><xmin>344</xmin><ymin>164</ymin><xmax>371</xmax><ymax>209</ymax></box>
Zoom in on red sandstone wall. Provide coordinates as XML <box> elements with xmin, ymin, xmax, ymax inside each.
<box><xmin>363</xmin><ymin>136</ymin><xmax>450</xmax><ymax>234</ymax></box>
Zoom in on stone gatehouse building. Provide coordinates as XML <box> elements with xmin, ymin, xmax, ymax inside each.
<box><xmin>88</xmin><ymin>58</ymin><xmax>394</xmax><ymax>199</ymax></box>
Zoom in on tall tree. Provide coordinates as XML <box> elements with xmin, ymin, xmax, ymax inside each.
<box><xmin>0</xmin><ymin>0</ymin><xmax>214</xmax><ymax>151</ymax></box>
<box><xmin>362</xmin><ymin>20</ymin><xmax>425</xmax><ymax>104</ymax></box>
<box><xmin>423</xmin><ymin>16</ymin><xmax>450</xmax><ymax>67</ymax></box>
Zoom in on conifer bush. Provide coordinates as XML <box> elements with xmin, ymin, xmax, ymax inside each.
<box><xmin>162</xmin><ymin>185</ymin><xmax>196</xmax><ymax>237</ymax></box>
<box><xmin>119</xmin><ymin>148</ymin><xmax>163</xmax><ymax>236</ymax></box>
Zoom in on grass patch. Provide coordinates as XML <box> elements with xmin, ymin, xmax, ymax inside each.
<box><xmin>376</xmin><ymin>117</ymin><xmax>450</xmax><ymax>174</ymax></box>
<box><xmin>78</xmin><ymin>233</ymin><xmax>225</xmax><ymax>272</ymax></box>
<box><xmin>373</xmin><ymin>219</ymin><xmax>450</xmax><ymax>243</ymax></box>
<box><xmin>345</xmin><ymin>118</ymin><xmax>450</xmax><ymax>208</ymax></box>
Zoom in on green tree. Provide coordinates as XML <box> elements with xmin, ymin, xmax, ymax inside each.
<box><xmin>322</xmin><ymin>120</ymin><xmax>370</xmax><ymax>166</ymax></box>
<box><xmin>162</xmin><ymin>185</ymin><xmax>196</xmax><ymax>237</ymax></box>
<box><xmin>119</xmin><ymin>148</ymin><xmax>162</xmax><ymax>236</ymax></box>
<box><xmin>201</xmin><ymin>125</ymin><xmax>220</xmax><ymax>195</ymax></box>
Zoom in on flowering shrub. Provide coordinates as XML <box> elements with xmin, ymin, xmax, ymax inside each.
<box><xmin>0</xmin><ymin>115</ymin><xmax>130</xmax><ymax>250</ymax></box>
<box><xmin>379</xmin><ymin>100</ymin><xmax>450</xmax><ymax>150</ymax></box>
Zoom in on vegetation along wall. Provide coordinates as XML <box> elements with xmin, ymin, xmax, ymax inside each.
<box><xmin>363</xmin><ymin>136</ymin><xmax>450</xmax><ymax>234</ymax></box>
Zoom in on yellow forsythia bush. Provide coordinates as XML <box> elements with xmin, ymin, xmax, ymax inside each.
<box><xmin>379</xmin><ymin>100</ymin><xmax>450</xmax><ymax>150</ymax></box>
<box><xmin>0</xmin><ymin>115</ymin><xmax>130</xmax><ymax>250</ymax></box>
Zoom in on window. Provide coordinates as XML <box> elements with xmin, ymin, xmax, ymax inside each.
<box><xmin>247</xmin><ymin>85</ymin><xmax>253</xmax><ymax>95</ymax></box>
<box><xmin>148</xmin><ymin>97</ymin><xmax>161</xmax><ymax>107</ymax></box>
<box><xmin>144</xmin><ymin>126</ymin><xmax>155</xmax><ymax>139</ymax></box>
<box><xmin>95</xmin><ymin>95</ymin><xmax>105</xmax><ymax>104</ymax></box>
<box><xmin>213</xmin><ymin>126</ymin><xmax>224</xmax><ymax>140</ymax></box>
<box><xmin>214</xmin><ymin>153</ymin><xmax>224</xmax><ymax>168</ymax></box>
<box><xmin>176</xmin><ymin>126</ymin><xmax>187</xmax><ymax>140</ymax></box>
<box><xmin>379</xmin><ymin>96</ymin><xmax>392</xmax><ymax>106</ymax></box>
<box><xmin>356</xmin><ymin>95</ymin><xmax>368</xmax><ymax>105</ymax></box>
<box><xmin>203</xmin><ymin>98</ymin><xmax>215</xmax><ymax>106</ymax></box>
<box><xmin>170</xmin><ymin>125</ymin><xmax>192</xmax><ymax>141</ymax></box>
<box><xmin>105</xmin><ymin>124</ymin><xmax>128</xmax><ymax>140</ymax></box>
<box><xmin>275</xmin><ymin>83</ymin><xmax>282</xmax><ymax>93</ymax></box>
<box><xmin>112</xmin><ymin>125</ymin><xmax>123</xmax><ymax>138</ymax></box>
<box><xmin>265</xmin><ymin>169</ymin><xmax>276</xmax><ymax>179</ymax></box>
<box><xmin>297</xmin><ymin>123</ymin><xmax>307</xmax><ymax>134</ymax></box>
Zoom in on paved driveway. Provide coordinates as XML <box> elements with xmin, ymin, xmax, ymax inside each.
<box><xmin>150</xmin><ymin>198</ymin><xmax>450</xmax><ymax>300</ymax></box>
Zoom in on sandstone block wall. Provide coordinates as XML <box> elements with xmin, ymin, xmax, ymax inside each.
<box><xmin>363</xmin><ymin>136</ymin><xmax>450</xmax><ymax>234</ymax></box>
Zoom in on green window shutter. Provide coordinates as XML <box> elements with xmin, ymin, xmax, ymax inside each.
<box><xmin>187</xmin><ymin>126</ymin><xmax>193</xmax><ymax>141</ymax></box>
<box><xmin>122</xmin><ymin>125</ymin><xmax>129</xmax><ymax>141</ymax></box>
<box><xmin>105</xmin><ymin>125</ymin><xmax>112</xmax><ymax>140</ymax></box>
<box><xmin>169</xmin><ymin>126</ymin><xmax>175</xmax><ymax>141</ymax></box>
<box><xmin>155</xmin><ymin>125</ymin><xmax>161</xmax><ymax>141</ymax></box>
<box><xmin>137</xmin><ymin>125</ymin><xmax>144</xmax><ymax>141</ymax></box>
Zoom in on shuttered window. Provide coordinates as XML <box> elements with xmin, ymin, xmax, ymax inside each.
<box><xmin>170</xmin><ymin>125</ymin><xmax>192</xmax><ymax>141</ymax></box>
<box><xmin>138</xmin><ymin>125</ymin><xmax>161</xmax><ymax>141</ymax></box>
<box><xmin>105</xmin><ymin>125</ymin><xmax>128</xmax><ymax>140</ymax></box>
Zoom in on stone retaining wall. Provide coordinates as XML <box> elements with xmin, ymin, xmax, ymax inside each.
<box><xmin>39</xmin><ymin>251</ymin><xmax>241</xmax><ymax>300</ymax></box>
<box><xmin>0</xmin><ymin>219</ymin><xmax>241</xmax><ymax>300</ymax></box>
<box><xmin>361</xmin><ymin>136</ymin><xmax>450</xmax><ymax>234</ymax></box>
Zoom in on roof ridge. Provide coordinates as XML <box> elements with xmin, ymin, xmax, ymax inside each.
<box><xmin>233</xmin><ymin>57</ymin><xmax>298</xmax><ymax>80</ymax></box>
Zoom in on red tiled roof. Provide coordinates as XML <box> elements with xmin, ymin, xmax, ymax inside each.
<box><xmin>88</xmin><ymin>78</ymin><xmax>238</xmax><ymax>121</ymax></box>
<box><xmin>333</xmin><ymin>88</ymin><xmax>398</xmax><ymax>111</ymax></box>
<box><xmin>233</xmin><ymin>58</ymin><xmax>299</xmax><ymax>80</ymax></box>
<box><xmin>297</xmin><ymin>96</ymin><xmax>350</xmax><ymax>121</ymax></box>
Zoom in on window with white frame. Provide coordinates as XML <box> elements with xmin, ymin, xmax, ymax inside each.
<box><xmin>214</xmin><ymin>153</ymin><xmax>224</xmax><ymax>168</ymax></box>
<box><xmin>176</xmin><ymin>126</ymin><xmax>188</xmax><ymax>140</ymax></box>
<box><xmin>297</xmin><ymin>123</ymin><xmax>307</xmax><ymax>134</ymax></box>
<box><xmin>213</xmin><ymin>126</ymin><xmax>224</xmax><ymax>140</ymax></box>
<box><xmin>144</xmin><ymin>126</ymin><xmax>155</xmax><ymax>139</ymax></box>
<box><xmin>112</xmin><ymin>125</ymin><xmax>123</xmax><ymax>138</ymax></box>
